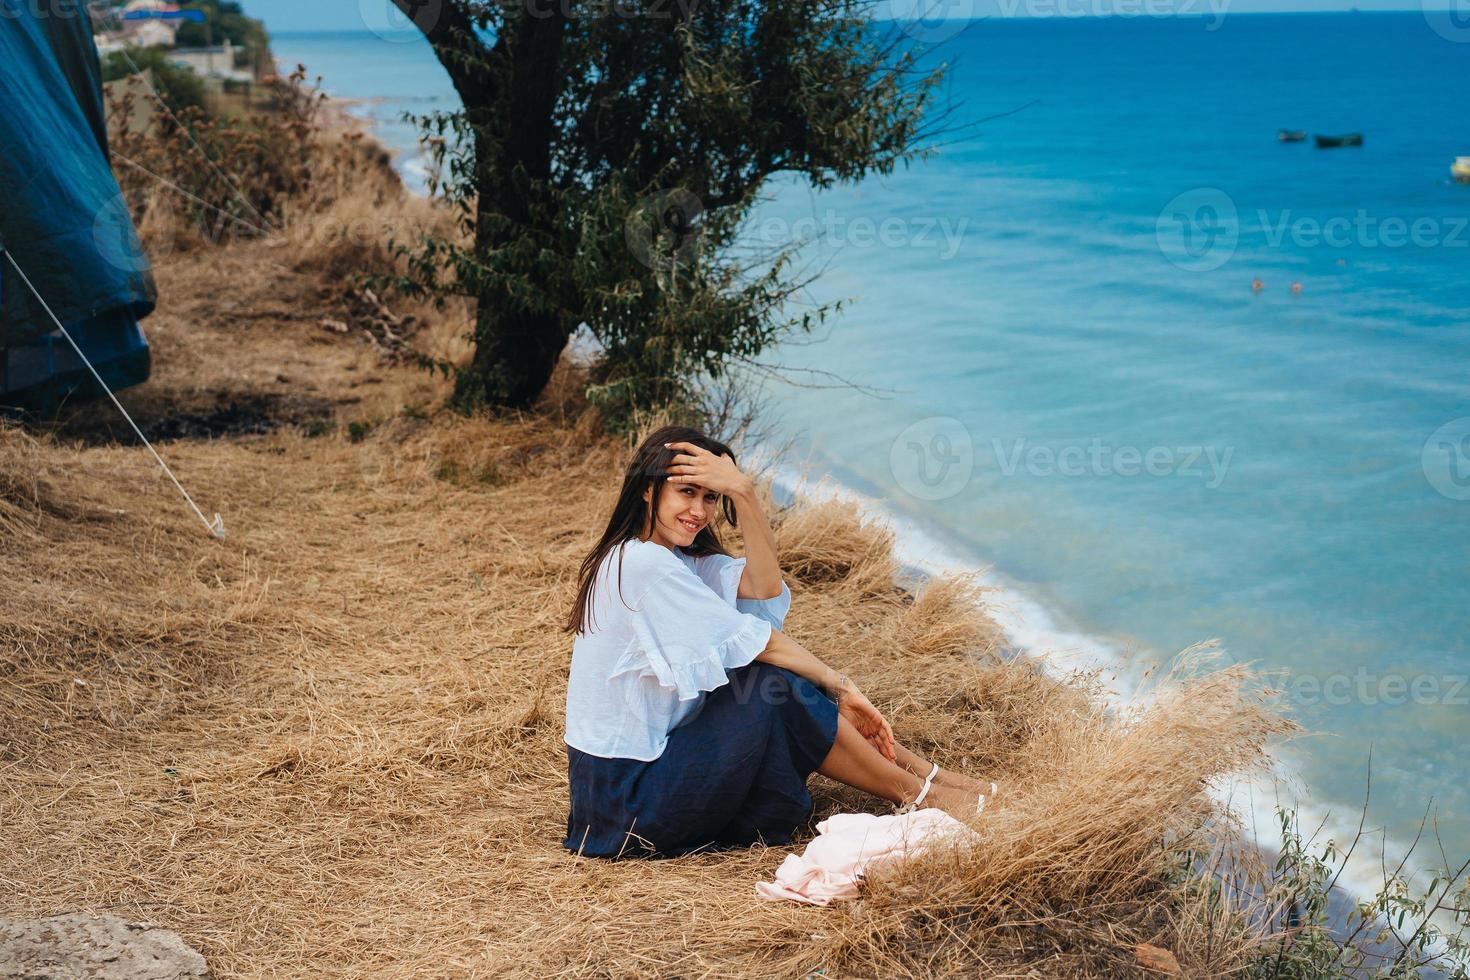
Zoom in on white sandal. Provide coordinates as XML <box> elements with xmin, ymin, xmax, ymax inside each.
<box><xmin>895</xmin><ymin>762</ymin><xmax>941</xmax><ymax>815</ymax></box>
<box><xmin>897</xmin><ymin>764</ymin><xmax>1000</xmax><ymax>817</ymax></box>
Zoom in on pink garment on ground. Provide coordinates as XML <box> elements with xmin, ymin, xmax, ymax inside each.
<box><xmin>755</xmin><ymin>808</ymin><xmax>978</xmax><ymax>906</ymax></box>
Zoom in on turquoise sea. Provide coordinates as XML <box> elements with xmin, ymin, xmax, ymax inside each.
<box><xmin>272</xmin><ymin>14</ymin><xmax>1470</xmax><ymax>871</ymax></box>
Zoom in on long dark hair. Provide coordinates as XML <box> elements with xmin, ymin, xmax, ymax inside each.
<box><xmin>565</xmin><ymin>424</ymin><xmax>741</xmax><ymax>636</ymax></box>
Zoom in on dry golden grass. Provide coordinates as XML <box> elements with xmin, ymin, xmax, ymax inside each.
<box><xmin>1</xmin><ymin>149</ymin><xmax>1295</xmax><ymax>979</ymax></box>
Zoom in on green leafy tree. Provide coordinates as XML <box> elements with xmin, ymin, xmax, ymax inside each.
<box><xmin>389</xmin><ymin>0</ymin><xmax>942</xmax><ymax>421</ymax></box>
<box><xmin>175</xmin><ymin>1</ymin><xmax>270</xmax><ymax>54</ymax></box>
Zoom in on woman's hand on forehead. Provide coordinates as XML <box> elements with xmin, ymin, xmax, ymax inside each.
<box><xmin>663</xmin><ymin>441</ymin><xmax>753</xmax><ymax>497</ymax></box>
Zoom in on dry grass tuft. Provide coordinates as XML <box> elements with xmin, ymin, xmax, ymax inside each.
<box><xmin>0</xmin><ymin>422</ymin><xmax>59</xmax><ymax>530</ymax></box>
<box><xmin>808</xmin><ymin>651</ymin><xmax>1293</xmax><ymax>978</ymax></box>
<box><xmin>273</xmin><ymin>145</ymin><xmax>455</xmax><ymax>284</ymax></box>
<box><xmin>775</xmin><ymin>495</ymin><xmax>904</xmax><ymax>598</ymax></box>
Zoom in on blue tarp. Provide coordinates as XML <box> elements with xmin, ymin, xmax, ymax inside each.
<box><xmin>122</xmin><ymin>9</ymin><xmax>207</xmax><ymax>21</ymax></box>
<box><xmin>0</xmin><ymin>0</ymin><xmax>154</xmax><ymax>411</ymax></box>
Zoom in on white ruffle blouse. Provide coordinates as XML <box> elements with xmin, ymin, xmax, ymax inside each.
<box><xmin>564</xmin><ymin>537</ymin><xmax>793</xmax><ymax>761</ymax></box>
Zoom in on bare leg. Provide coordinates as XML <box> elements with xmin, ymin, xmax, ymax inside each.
<box><xmin>817</xmin><ymin>715</ymin><xmax>980</xmax><ymax>820</ymax></box>
<box><xmin>888</xmin><ymin>740</ymin><xmax>996</xmax><ymax>796</ymax></box>
<box><xmin>818</xmin><ymin>713</ymin><xmax>926</xmax><ymax>805</ymax></box>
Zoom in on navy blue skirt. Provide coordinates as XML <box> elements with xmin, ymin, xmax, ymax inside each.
<box><xmin>562</xmin><ymin>662</ymin><xmax>841</xmax><ymax>859</ymax></box>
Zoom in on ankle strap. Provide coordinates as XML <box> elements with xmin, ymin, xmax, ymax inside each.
<box><xmin>895</xmin><ymin>762</ymin><xmax>942</xmax><ymax>815</ymax></box>
<box><xmin>911</xmin><ymin>762</ymin><xmax>940</xmax><ymax>808</ymax></box>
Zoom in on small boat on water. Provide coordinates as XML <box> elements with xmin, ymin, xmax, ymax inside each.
<box><xmin>1315</xmin><ymin>133</ymin><xmax>1364</xmax><ymax>148</ymax></box>
<box><xmin>1279</xmin><ymin>130</ymin><xmax>1308</xmax><ymax>142</ymax></box>
<box><xmin>1453</xmin><ymin>157</ymin><xmax>1470</xmax><ymax>183</ymax></box>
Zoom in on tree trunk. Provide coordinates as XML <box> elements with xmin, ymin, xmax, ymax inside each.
<box><xmin>454</xmin><ymin>298</ymin><xmax>569</xmax><ymax>411</ymax></box>
<box><xmin>448</xmin><ymin>5</ymin><xmax>571</xmax><ymax>412</ymax></box>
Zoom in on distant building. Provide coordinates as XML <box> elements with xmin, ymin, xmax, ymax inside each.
<box><xmin>92</xmin><ymin>0</ymin><xmax>184</xmax><ymax>52</ymax></box>
<box><xmin>168</xmin><ymin>38</ymin><xmax>251</xmax><ymax>82</ymax></box>
<box><xmin>125</xmin><ymin>18</ymin><xmax>177</xmax><ymax>48</ymax></box>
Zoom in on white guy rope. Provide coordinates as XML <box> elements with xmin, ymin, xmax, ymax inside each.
<box><xmin>2</xmin><ymin>247</ymin><xmax>225</xmax><ymax>539</ymax></box>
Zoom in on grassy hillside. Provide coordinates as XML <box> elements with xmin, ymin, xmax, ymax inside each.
<box><xmin>0</xmin><ymin>119</ymin><xmax>1300</xmax><ymax>977</ymax></box>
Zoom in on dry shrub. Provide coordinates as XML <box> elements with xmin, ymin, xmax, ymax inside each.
<box><xmin>351</xmin><ymin>402</ymin><xmax>616</xmax><ymax>502</ymax></box>
<box><xmin>775</xmin><ymin>494</ymin><xmax>903</xmax><ymax>598</ymax></box>
<box><xmin>0</xmin><ymin>395</ymin><xmax>1296</xmax><ymax>976</ymax></box>
<box><xmin>0</xmin><ymin>427</ymin><xmax>271</xmax><ymax>761</ymax></box>
<box><xmin>273</xmin><ymin>186</ymin><xmax>449</xmax><ymax>284</ymax></box>
<box><xmin>107</xmin><ymin>66</ymin><xmax>410</xmax><ymax>270</ymax></box>
<box><xmin>271</xmin><ymin>125</ymin><xmax>452</xmax><ymax>284</ymax></box>
<box><xmin>109</xmin><ymin>68</ymin><xmax>321</xmax><ymax>244</ymax></box>
<box><xmin>0</xmin><ymin>422</ymin><xmax>53</xmax><ymax>530</ymax></box>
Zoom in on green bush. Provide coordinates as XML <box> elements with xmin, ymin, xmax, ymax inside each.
<box><xmin>1247</xmin><ymin>806</ymin><xmax>1470</xmax><ymax>978</ymax></box>
<box><xmin>100</xmin><ymin>46</ymin><xmax>206</xmax><ymax>113</ymax></box>
<box><xmin>174</xmin><ymin>0</ymin><xmax>269</xmax><ymax>53</ymax></box>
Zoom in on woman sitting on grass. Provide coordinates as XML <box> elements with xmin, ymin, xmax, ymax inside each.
<box><xmin>561</xmin><ymin>424</ymin><xmax>996</xmax><ymax>859</ymax></box>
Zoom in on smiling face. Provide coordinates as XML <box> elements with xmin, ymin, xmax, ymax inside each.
<box><xmin>641</xmin><ymin>480</ymin><xmax>720</xmax><ymax>550</ymax></box>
